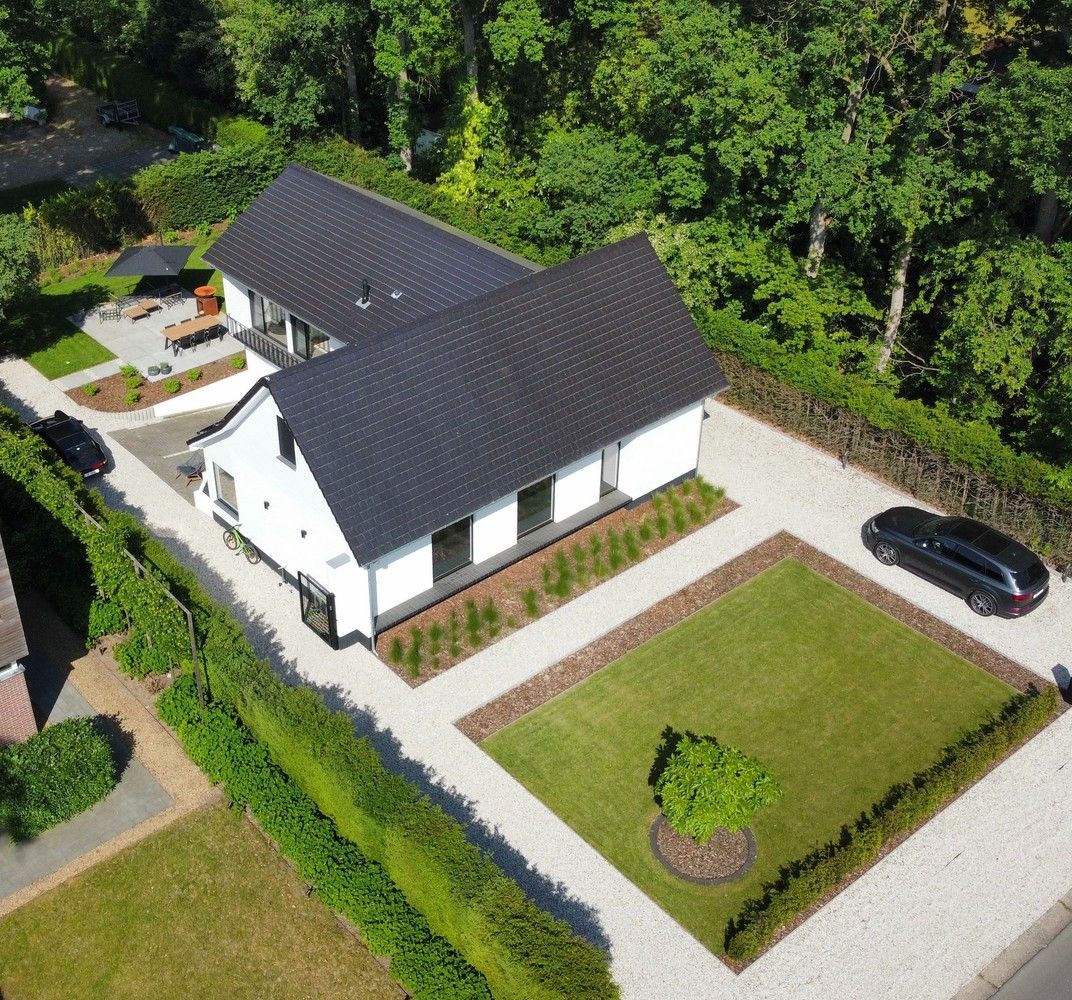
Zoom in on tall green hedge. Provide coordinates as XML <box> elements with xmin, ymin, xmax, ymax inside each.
<box><xmin>51</xmin><ymin>33</ymin><xmax>257</xmax><ymax>141</ymax></box>
<box><xmin>0</xmin><ymin>408</ymin><xmax>618</xmax><ymax>1000</ymax></box>
<box><xmin>133</xmin><ymin>142</ymin><xmax>285</xmax><ymax>230</ymax></box>
<box><xmin>725</xmin><ymin>685</ymin><xmax>1057</xmax><ymax>959</ymax></box>
<box><xmin>0</xmin><ymin>717</ymin><xmax>116</xmax><ymax>840</ymax></box>
<box><xmin>158</xmin><ymin>677</ymin><xmax>491</xmax><ymax>1000</ymax></box>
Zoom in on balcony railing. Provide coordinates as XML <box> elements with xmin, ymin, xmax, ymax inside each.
<box><xmin>226</xmin><ymin>314</ymin><xmax>301</xmax><ymax>370</ymax></box>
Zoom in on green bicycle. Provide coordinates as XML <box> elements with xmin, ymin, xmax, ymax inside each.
<box><xmin>223</xmin><ymin>525</ymin><xmax>261</xmax><ymax>564</ymax></box>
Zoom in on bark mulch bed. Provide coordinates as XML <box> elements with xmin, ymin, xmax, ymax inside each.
<box><xmin>649</xmin><ymin>817</ymin><xmax>755</xmax><ymax>885</ymax></box>
<box><xmin>458</xmin><ymin>531</ymin><xmax>1065</xmax><ymax>742</ymax></box>
<box><xmin>71</xmin><ymin>351</ymin><xmax>247</xmax><ymax>412</ymax></box>
<box><xmin>379</xmin><ymin>484</ymin><xmax>737</xmax><ymax>686</ymax></box>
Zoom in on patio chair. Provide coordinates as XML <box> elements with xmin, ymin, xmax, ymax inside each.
<box><xmin>161</xmin><ymin>292</ymin><xmax>183</xmax><ymax>310</ymax></box>
<box><xmin>175</xmin><ymin>461</ymin><xmax>204</xmax><ymax>487</ymax></box>
<box><xmin>98</xmin><ymin>302</ymin><xmax>120</xmax><ymax>322</ymax></box>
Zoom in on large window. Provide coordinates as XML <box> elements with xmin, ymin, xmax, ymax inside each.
<box><xmin>293</xmin><ymin>318</ymin><xmax>330</xmax><ymax>359</ymax></box>
<box><xmin>432</xmin><ymin>517</ymin><xmax>472</xmax><ymax>581</ymax></box>
<box><xmin>214</xmin><ymin>464</ymin><xmax>238</xmax><ymax>516</ymax></box>
<box><xmin>517</xmin><ymin>475</ymin><xmax>554</xmax><ymax>537</ymax></box>
<box><xmin>250</xmin><ymin>291</ymin><xmax>287</xmax><ymax>347</ymax></box>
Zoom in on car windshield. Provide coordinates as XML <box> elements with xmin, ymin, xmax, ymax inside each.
<box><xmin>912</xmin><ymin>516</ymin><xmax>948</xmax><ymax>539</ymax></box>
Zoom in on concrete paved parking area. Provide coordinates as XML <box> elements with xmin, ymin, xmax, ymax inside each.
<box><xmin>111</xmin><ymin>407</ymin><xmax>229</xmax><ymax>504</ymax></box>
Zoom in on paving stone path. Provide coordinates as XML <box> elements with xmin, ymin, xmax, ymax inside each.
<box><xmin>2</xmin><ymin>356</ymin><xmax>1070</xmax><ymax>999</ymax></box>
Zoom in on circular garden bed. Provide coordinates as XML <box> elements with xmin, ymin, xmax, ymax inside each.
<box><xmin>649</xmin><ymin>815</ymin><xmax>756</xmax><ymax>885</ymax></box>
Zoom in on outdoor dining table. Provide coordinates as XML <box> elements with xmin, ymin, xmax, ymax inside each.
<box><xmin>162</xmin><ymin>313</ymin><xmax>224</xmax><ymax>355</ymax></box>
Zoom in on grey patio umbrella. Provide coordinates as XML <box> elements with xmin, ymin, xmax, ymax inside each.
<box><xmin>105</xmin><ymin>244</ymin><xmax>195</xmax><ymax>278</ymax></box>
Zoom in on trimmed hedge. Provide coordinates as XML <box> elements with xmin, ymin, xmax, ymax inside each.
<box><xmin>51</xmin><ymin>34</ymin><xmax>254</xmax><ymax>141</ymax></box>
<box><xmin>725</xmin><ymin>684</ymin><xmax>1057</xmax><ymax>959</ymax></box>
<box><xmin>0</xmin><ymin>717</ymin><xmax>116</xmax><ymax>840</ymax></box>
<box><xmin>133</xmin><ymin>142</ymin><xmax>286</xmax><ymax>230</ymax></box>
<box><xmin>0</xmin><ymin>406</ymin><xmax>618</xmax><ymax>999</ymax></box>
<box><xmin>700</xmin><ymin>307</ymin><xmax>1072</xmax><ymax>509</ymax></box>
<box><xmin>158</xmin><ymin>677</ymin><xmax>491</xmax><ymax>1000</ymax></box>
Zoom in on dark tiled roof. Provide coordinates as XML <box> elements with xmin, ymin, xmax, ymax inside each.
<box><xmin>0</xmin><ymin>531</ymin><xmax>28</xmax><ymax>667</ymax></box>
<box><xmin>268</xmin><ymin>233</ymin><xmax>727</xmax><ymax>565</ymax></box>
<box><xmin>203</xmin><ymin>164</ymin><xmax>537</xmax><ymax>344</ymax></box>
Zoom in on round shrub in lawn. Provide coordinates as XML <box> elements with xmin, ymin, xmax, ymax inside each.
<box><xmin>0</xmin><ymin>717</ymin><xmax>116</xmax><ymax>840</ymax></box>
<box><xmin>655</xmin><ymin>733</ymin><xmax>781</xmax><ymax>842</ymax></box>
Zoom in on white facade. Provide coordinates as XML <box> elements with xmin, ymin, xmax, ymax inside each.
<box><xmin>195</xmin><ymin>377</ymin><xmax>706</xmax><ymax>644</ymax></box>
<box><xmin>616</xmin><ymin>403</ymin><xmax>704</xmax><ymax>500</ymax></box>
<box><xmin>194</xmin><ymin>389</ymin><xmax>373</xmax><ymax>638</ymax></box>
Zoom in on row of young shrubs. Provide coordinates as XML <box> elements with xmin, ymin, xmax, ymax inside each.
<box><xmin>387</xmin><ymin>477</ymin><xmax>725</xmax><ymax>676</ymax></box>
<box><xmin>158</xmin><ymin>677</ymin><xmax>492</xmax><ymax>1000</ymax></box>
<box><xmin>0</xmin><ymin>717</ymin><xmax>116</xmax><ymax>841</ymax></box>
<box><xmin>0</xmin><ymin>406</ymin><xmax>619</xmax><ymax>1000</ymax></box>
<box><xmin>725</xmin><ymin>684</ymin><xmax>1058</xmax><ymax>960</ymax></box>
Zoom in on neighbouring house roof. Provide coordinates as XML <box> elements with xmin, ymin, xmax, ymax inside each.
<box><xmin>203</xmin><ymin>164</ymin><xmax>537</xmax><ymax>345</ymax></box>
<box><xmin>259</xmin><ymin>233</ymin><xmax>727</xmax><ymax>565</ymax></box>
<box><xmin>0</xmin><ymin>531</ymin><xmax>28</xmax><ymax>668</ymax></box>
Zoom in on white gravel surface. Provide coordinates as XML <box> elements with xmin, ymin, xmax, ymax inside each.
<box><xmin>3</xmin><ymin>357</ymin><xmax>1071</xmax><ymax>1000</ymax></box>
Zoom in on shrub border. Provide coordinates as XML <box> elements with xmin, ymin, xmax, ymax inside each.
<box><xmin>457</xmin><ymin>532</ymin><xmax>1061</xmax><ymax>742</ymax></box>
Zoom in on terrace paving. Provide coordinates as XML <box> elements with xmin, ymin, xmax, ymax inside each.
<box><xmin>1</xmin><ymin>354</ymin><xmax>1070</xmax><ymax>1000</ymax></box>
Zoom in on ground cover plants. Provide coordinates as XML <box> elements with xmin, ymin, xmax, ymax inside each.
<box><xmin>0</xmin><ymin>803</ymin><xmax>405</xmax><ymax>1000</ymax></box>
<box><xmin>380</xmin><ymin>476</ymin><xmax>728</xmax><ymax>681</ymax></box>
<box><xmin>482</xmin><ymin>558</ymin><xmax>1037</xmax><ymax>958</ymax></box>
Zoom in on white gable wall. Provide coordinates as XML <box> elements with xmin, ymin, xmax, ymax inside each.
<box><xmin>553</xmin><ymin>452</ymin><xmax>602</xmax><ymax>522</ymax></box>
<box><xmin>196</xmin><ymin>389</ymin><xmax>373</xmax><ymax>638</ymax></box>
<box><xmin>617</xmin><ymin>402</ymin><xmax>704</xmax><ymax>500</ymax></box>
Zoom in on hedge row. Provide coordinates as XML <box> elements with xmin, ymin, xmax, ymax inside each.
<box><xmin>0</xmin><ymin>717</ymin><xmax>116</xmax><ymax>840</ymax></box>
<box><xmin>51</xmin><ymin>33</ymin><xmax>267</xmax><ymax>143</ymax></box>
<box><xmin>0</xmin><ymin>408</ymin><xmax>618</xmax><ymax>1000</ymax></box>
<box><xmin>700</xmin><ymin>307</ymin><xmax>1072</xmax><ymax>510</ymax></box>
<box><xmin>725</xmin><ymin>684</ymin><xmax>1058</xmax><ymax>959</ymax></box>
<box><xmin>158</xmin><ymin>677</ymin><xmax>491</xmax><ymax>999</ymax></box>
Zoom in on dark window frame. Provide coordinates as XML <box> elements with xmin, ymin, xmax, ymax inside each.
<box><xmin>213</xmin><ymin>463</ymin><xmax>238</xmax><ymax>516</ymax></box>
<box><xmin>249</xmin><ymin>290</ymin><xmax>288</xmax><ymax>346</ymax></box>
<box><xmin>277</xmin><ymin>416</ymin><xmax>296</xmax><ymax>465</ymax></box>
<box><xmin>517</xmin><ymin>475</ymin><xmax>555</xmax><ymax>538</ymax></box>
<box><xmin>292</xmin><ymin>316</ymin><xmax>330</xmax><ymax>360</ymax></box>
<box><xmin>431</xmin><ymin>516</ymin><xmax>473</xmax><ymax>582</ymax></box>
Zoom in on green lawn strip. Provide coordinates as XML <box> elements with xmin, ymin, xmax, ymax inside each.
<box><xmin>9</xmin><ymin>233</ymin><xmax>221</xmax><ymax>380</ymax></box>
<box><xmin>483</xmin><ymin>559</ymin><xmax>1013</xmax><ymax>954</ymax></box>
<box><xmin>0</xmin><ymin>804</ymin><xmax>403</xmax><ymax>1000</ymax></box>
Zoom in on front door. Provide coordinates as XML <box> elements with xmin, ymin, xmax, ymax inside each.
<box><xmin>600</xmin><ymin>444</ymin><xmax>620</xmax><ymax>496</ymax></box>
<box><xmin>298</xmin><ymin>572</ymin><xmax>338</xmax><ymax>648</ymax></box>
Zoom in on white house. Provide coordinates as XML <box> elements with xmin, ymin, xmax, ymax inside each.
<box><xmin>189</xmin><ymin>166</ymin><xmax>727</xmax><ymax>648</ymax></box>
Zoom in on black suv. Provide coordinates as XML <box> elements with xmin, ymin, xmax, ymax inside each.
<box><xmin>866</xmin><ymin>507</ymin><xmax>1049</xmax><ymax>617</ymax></box>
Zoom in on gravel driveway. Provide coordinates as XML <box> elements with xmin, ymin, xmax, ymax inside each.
<box><xmin>0</xmin><ymin>77</ymin><xmax>172</xmax><ymax>191</ymax></box>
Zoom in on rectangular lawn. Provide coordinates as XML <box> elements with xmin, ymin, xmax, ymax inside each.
<box><xmin>483</xmin><ymin>558</ymin><xmax>1013</xmax><ymax>955</ymax></box>
<box><xmin>0</xmin><ymin>804</ymin><xmax>402</xmax><ymax>1000</ymax></box>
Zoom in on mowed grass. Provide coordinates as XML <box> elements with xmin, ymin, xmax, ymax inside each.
<box><xmin>11</xmin><ymin>233</ymin><xmax>222</xmax><ymax>380</ymax></box>
<box><xmin>484</xmin><ymin>559</ymin><xmax>1013</xmax><ymax>954</ymax></box>
<box><xmin>0</xmin><ymin>804</ymin><xmax>403</xmax><ymax>1000</ymax></box>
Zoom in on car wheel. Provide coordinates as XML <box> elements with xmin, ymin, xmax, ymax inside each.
<box><xmin>873</xmin><ymin>541</ymin><xmax>900</xmax><ymax>566</ymax></box>
<box><xmin>968</xmin><ymin>591</ymin><xmax>997</xmax><ymax>617</ymax></box>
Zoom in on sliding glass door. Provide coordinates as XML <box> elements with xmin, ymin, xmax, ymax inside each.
<box><xmin>250</xmin><ymin>291</ymin><xmax>288</xmax><ymax>347</ymax></box>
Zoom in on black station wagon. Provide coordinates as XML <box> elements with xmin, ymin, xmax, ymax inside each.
<box><xmin>866</xmin><ymin>507</ymin><xmax>1049</xmax><ymax>617</ymax></box>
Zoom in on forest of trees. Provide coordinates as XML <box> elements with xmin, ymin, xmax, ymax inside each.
<box><xmin>5</xmin><ymin>0</ymin><xmax>1072</xmax><ymax>466</ymax></box>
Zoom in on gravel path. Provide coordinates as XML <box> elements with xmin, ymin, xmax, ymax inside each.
<box><xmin>3</xmin><ymin>357</ymin><xmax>1071</xmax><ymax>1000</ymax></box>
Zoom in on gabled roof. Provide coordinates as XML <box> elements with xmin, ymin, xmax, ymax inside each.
<box><xmin>203</xmin><ymin>164</ymin><xmax>537</xmax><ymax>345</ymax></box>
<box><xmin>262</xmin><ymin>233</ymin><xmax>727</xmax><ymax>565</ymax></box>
